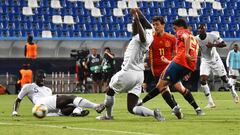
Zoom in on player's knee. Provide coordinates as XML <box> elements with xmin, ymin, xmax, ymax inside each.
<box><xmin>159</xmin><ymin>87</ymin><xmax>168</xmax><ymax>94</ymax></box>
<box><xmin>220</xmin><ymin>76</ymin><xmax>228</xmax><ymax>83</ymax></box>
<box><xmin>106</xmin><ymin>88</ymin><xmax>115</xmax><ymax>96</ymax></box>
<box><xmin>127</xmin><ymin>106</ymin><xmax>134</xmax><ymax>114</ymax></box>
<box><xmin>200</xmin><ymin>80</ymin><xmax>207</xmax><ymax>85</ymax></box>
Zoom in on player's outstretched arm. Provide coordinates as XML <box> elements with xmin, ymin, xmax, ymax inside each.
<box><xmin>135</xmin><ymin>8</ymin><xmax>152</xmax><ymax>29</ymax></box>
<box><xmin>12</xmin><ymin>98</ymin><xmax>22</xmax><ymax>116</ymax></box>
<box><xmin>206</xmin><ymin>41</ymin><xmax>226</xmax><ymax>48</ymax></box>
<box><xmin>131</xmin><ymin>9</ymin><xmax>146</xmax><ymax>42</ymax></box>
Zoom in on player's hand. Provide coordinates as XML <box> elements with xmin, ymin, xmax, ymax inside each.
<box><xmin>131</xmin><ymin>8</ymin><xmax>137</xmax><ymax>15</ymax></box>
<box><xmin>12</xmin><ymin>111</ymin><xmax>20</xmax><ymax>117</ymax></box>
<box><xmin>206</xmin><ymin>42</ymin><xmax>215</xmax><ymax>48</ymax></box>
<box><xmin>186</xmin><ymin>53</ymin><xmax>196</xmax><ymax>61</ymax></box>
<box><xmin>161</xmin><ymin>56</ymin><xmax>171</xmax><ymax>64</ymax></box>
<box><xmin>131</xmin><ymin>8</ymin><xmax>139</xmax><ymax>20</ymax></box>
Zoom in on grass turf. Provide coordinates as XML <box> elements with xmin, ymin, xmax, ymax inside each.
<box><xmin>0</xmin><ymin>92</ymin><xmax>239</xmax><ymax>135</ymax></box>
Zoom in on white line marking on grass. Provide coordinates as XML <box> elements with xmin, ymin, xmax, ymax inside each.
<box><xmin>0</xmin><ymin>122</ymin><xmax>158</xmax><ymax>135</ymax></box>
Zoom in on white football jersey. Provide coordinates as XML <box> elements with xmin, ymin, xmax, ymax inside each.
<box><xmin>18</xmin><ymin>83</ymin><xmax>52</xmax><ymax>104</ymax></box>
<box><xmin>121</xmin><ymin>29</ymin><xmax>153</xmax><ymax>71</ymax></box>
<box><xmin>195</xmin><ymin>33</ymin><xmax>223</xmax><ymax>61</ymax></box>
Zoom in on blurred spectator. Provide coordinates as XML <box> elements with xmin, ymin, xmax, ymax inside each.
<box><xmin>75</xmin><ymin>58</ymin><xmax>88</xmax><ymax>93</ymax></box>
<box><xmin>101</xmin><ymin>47</ymin><xmax>115</xmax><ymax>92</ymax></box>
<box><xmin>16</xmin><ymin>64</ymin><xmax>33</xmax><ymax>93</ymax></box>
<box><xmin>84</xmin><ymin>48</ymin><xmax>102</xmax><ymax>93</ymax></box>
<box><xmin>25</xmin><ymin>35</ymin><xmax>38</xmax><ymax>59</ymax></box>
<box><xmin>226</xmin><ymin>44</ymin><xmax>240</xmax><ymax>91</ymax></box>
<box><xmin>0</xmin><ymin>84</ymin><xmax>7</xmax><ymax>94</ymax></box>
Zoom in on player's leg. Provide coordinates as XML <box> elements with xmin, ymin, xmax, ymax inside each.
<box><xmin>175</xmin><ymin>82</ymin><xmax>205</xmax><ymax>115</ymax></box>
<box><xmin>200</xmin><ymin>61</ymin><xmax>215</xmax><ymax>108</ymax></box>
<box><xmin>214</xmin><ymin>60</ymin><xmax>239</xmax><ymax>103</ymax></box>
<box><xmin>221</xmin><ymin>75</ymin><xmax>239</xmax><ymax>103</ymax></box>
<box><xmin>139</xmin><ymin>74</ymin><xmax>177</xmax><ymax>106</ymax></box>
<box><xmin>127</xmin><ymin>92</ymin><xmax>164</xmax><ymax>121</ymax></box>
<box><xmin>97</xmin><ymin>71</ymin><xmax>121</xmax><ymax>120</ymax></box>
<box><xmin>61</xmin><ymin>105</ymin><xmax>89</xmax><ymax>117</ymax></box>
<box><xmin>56</xmin><ymin>95</ymin><xmax>105</xmax><ymax>113</ymax></box>
<box><xmin>96</xmin><ymin>88</ymin><xmax>115</xmax><ymax>120</ymax></box>
<box><xmin>200</xmin><ymin>75</ymin><xmax>215</xmax><ymax>108</ymax></box>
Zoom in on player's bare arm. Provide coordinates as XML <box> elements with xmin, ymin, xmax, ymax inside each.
<box><xmin>132</xmin><ymin>9</ymin><xmax>146</xmax><ymax>42</ymax></box>
<box><xmin>206</xmin><ymin>41</ymin><xmax>226</xmax><ymax>48</ymax></box>
<box><xmin>135</xmin><ymin>8</ymin><xmax>152</xmax><ymax>29</ymax></box>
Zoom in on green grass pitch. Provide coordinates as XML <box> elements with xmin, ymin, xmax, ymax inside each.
<box><xmin>0</xmin><ymin>92</ymin><xmax>239</xmax><ymax>135</ymax></box>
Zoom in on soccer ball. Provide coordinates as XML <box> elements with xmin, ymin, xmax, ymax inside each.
<box><xmin>32</xmin><ymin>104</ymin><xmax>48</xmax><ymax>118</ymax></box>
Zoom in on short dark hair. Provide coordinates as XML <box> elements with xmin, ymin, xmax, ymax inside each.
<box><xmin>198</xmin><ymin>23</ymin><xmax>206</xmax><ymax>29</ymax></box>
<box><xmin>35</xmin><ymin>70</ymin><xmax>45</xmax><ymax>76</ymax></box>
<box><xmin>27</xmin><ymin>35</ymin><xmax>33</xmax><ymax>43</ymax></box>
<box><xmin>104</xmin><ymin>47</ymin><xmax>111</xmax><ymax>51</ymax></box>
<box><xmin>173</xmin><ymin>18</ymin><xmax>188</xmax><ymax>29</ymax></box>
<box><xmin>152</xmin><ymin>16</ymin><xmax>165</xmax><ymax>24</ymax></box>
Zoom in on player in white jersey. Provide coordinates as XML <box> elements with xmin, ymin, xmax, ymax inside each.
<box><xmin>12</xmin><ymin>70</ymin><xmax>105</xmax><ymax>117</ymax></box>
<box><xmin>96</xmin><ymin>8</ymin><xmax>164</xmax><ymax>121</ymax></box>
<box><xmin>195</xmin><ymin>24</ymin><xmax>239</xmax><ymax>108</ymax></box>
<box><xmin>226</xmin><ymin>44</ymin><xmax>240</xmax><ymax>92</ymax></box>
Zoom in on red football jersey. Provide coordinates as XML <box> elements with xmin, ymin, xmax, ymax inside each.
<box><xmin>173</xmin><ymin>29</ymin><xmax>199</xmax><ymax>71</ymax></box>
<box><xmin>149</xmin><ymin>32</ymin><xmax>177</xmax><ymax>77</ymax></box>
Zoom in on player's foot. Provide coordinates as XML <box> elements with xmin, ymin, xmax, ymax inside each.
<box><xmin>173</xmin><ymin>106</ymin><xmax>183</xmax><ymax>119</ymax></box>
<box><xmin>204</xmin><ymin>102</ymin><xmax>216</xmax><ymax>109</ymax></box>
<box><xmin>72</xmin><ymin>110</ymin><xmax>90</xmax><ymax>117</ymax></box>
<box><xmin>96</xmin><ymin>115</ymin><xmax>114</xmax><ymax>120</ymax></box>
<box><xmin>233</xmin><ymin>95</ymin><xmax>239</xmax><ymax>103</ymax></box>
<box><xmin>230</xmin><ymin>90</ymin><xmax>239</xmax><ymax>103</ymax></box>
<box><xmin>195</xmin><ymin>108</ymin><xmax>205</xmax><ymax>116</ymax></box>
<box><xmin>95</xmin><ymin>104</ymin><xmax>105</xmax><ymax>113</ymax></box>
<box><xmin>153</xmin><ymin>108</ymin><xmax>165</xmax><ymax>122</ymax></box>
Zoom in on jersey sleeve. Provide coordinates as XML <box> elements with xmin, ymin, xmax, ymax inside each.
<box><xmin>145</xmin><ymin>29</ymin><xmax>154</xmax><ymax>46</ymax></box>
<box><xmin>17</xmin><ymin>84</ymin><xmax>31</xmax><ymax>100</ymax></box>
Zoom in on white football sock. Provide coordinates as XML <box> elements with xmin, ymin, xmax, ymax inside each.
<box><xmin>104</xmin><ymin>94</ymin><xmax>114</xmax><ymax>117</ymax></box>
<box><xmin>232</xmin><ymin>79</ymin><xmax>236</xmax><ymax>91</ymax></box>
<box><xmin>201</xmin><ymin>84</ymin><xmax>214</xmax><ymax>103</ymax></box>
<box><xmin>73</xmin><ymin>97</ymin><xmax>98</xmax><ymax>109</ymax></box>
<box><xmin>133</xmin><ymin>106</ymin><xmax>154</xmax><ymax>117</ymax></box>
<box><xmin>228</xmin><ymin>78</ymin><xmax>238</xmax><ymax>96</ymax></box>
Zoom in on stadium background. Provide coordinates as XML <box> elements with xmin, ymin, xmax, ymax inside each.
<box><xmin>0</xmin><ymin>0</ymin><xmax>239</xmax><ymax>94</ymax></box>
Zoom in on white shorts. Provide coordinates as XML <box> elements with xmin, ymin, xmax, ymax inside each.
<box><xmin>229</xmin><ymin>68</ymin><xmax>239</xmax><ymax>76</ymax></box>
<box><xmin>109</xmin><ymin>69</ymin><xmax>144</xmax><ymax>97</ymax></box>
<box><xmin>36</xmin><ymin>95</ymin><xmax>58</xmax><ymax>113</ymax></box>
<box><xmin>200</xmin><ymin>58</ymin><xmax>227</xmax><ymax>76</ymax></box>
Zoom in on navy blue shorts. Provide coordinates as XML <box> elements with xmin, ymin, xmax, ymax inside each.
<box><xmin>161</xmin><ymin>61</ymin><xmax>192</xmax><ymax>85</ymax></box>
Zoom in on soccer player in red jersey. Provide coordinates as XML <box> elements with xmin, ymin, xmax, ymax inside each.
<box><xmin>139</xmin><ymin>16</ymin><xmax>178</xmax><ymax>105</ymax></box>
<box><xmin>150</xmin><ymin>16</ymin><xmax>177</xmax><ymax>79</ymax></box>
<box><xmin>146</xmin><ymin>19</ymin><xmax>204</xmax><ymax>119</ymax></box>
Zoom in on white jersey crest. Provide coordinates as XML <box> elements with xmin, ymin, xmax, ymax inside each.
<box><xmin>195</xmin><ymin>32</ymin><xmax>223</xmax><ymax>61</ymax></box>
<box><xmin>122</xmin><ymin>29</ymin><xmax>153</xmax><ymax>71</ymax></box>
<box><xmin>18</xmin><ymin>83</ymin><xmax>52</xmax><ymax>104</ymax></box>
